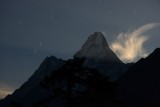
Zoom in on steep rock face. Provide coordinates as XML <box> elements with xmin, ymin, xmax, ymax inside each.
<box><xmin>118</xmin><ymin>48</ymin><xmax>160</xmax><ymax>107</ymax></box>
<box><xmin>0</xmin><ymin>56</ymin><xmax>64</xmax><ymax>107</ymax></box>
<box><xmin>74</xmin><ymin>32</ymin><xmax>126</xmax><ymax>79</ymax></box>
<box><xmin>74</xmin><ymin>32</ymin><xmax>123</xmax><ymax>63</ymax></box>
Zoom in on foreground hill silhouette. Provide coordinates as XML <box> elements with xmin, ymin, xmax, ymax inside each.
<box><xmin>118</xmin><ymin>48</ymin><xmax>160</xmax><ymax>107</ymax></box>
<box><xmin>0</xmin><ymin>56</ymin><xmax>64</xmax><ymax>107</ymax></box>
<box><xmin>34</xmin><ymin>58</ymin><xmax>122</xmax><ymax>107</ymax></box>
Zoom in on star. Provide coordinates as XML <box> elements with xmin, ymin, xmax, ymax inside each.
<box><xmin>34</xmin><ymin>50</ymin><xmax>37</xmax><ymax>54</ymax></box>
<box><xmin>109</xmin><ymin>11</ymin><xmax>112</xmax><ymax>14</ymax></box>
<box><xmin>18</xmin><ymin>20</ymin><xmax>22</xmax><ymax>25</ymax></box>
<box><xmin>50</xmin><ymin>16</ymin><xmax>53</xmax><ymax>20</ymax></box>
<box><xmin>99</xmin><ymin>0</ymin><xmax>102</xmax><ymax>3</ymax></box>
<box><xmin>40</xmin><ymin>43</ymin><xmax>42</xmax><ymax>47</ymax></box>
<box><xmin>133</xmin><ymin>10</ymin><xmax>136</xmax><ymax>14</ymax></box>
<box><xmin>73</xmin><ymin>18</ymin><xmax>77</xmax><ymax>22</ymax></box>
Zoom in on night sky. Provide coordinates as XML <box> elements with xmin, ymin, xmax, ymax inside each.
<box><xmin>0</xmin><ymin>0</ymin><xmax>160</xmax><ymax>98</ymax></box>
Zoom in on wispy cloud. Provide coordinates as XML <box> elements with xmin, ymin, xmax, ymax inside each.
<box><xmin>111</xmin><ymin>23</ymin><xmax>160</xmax><ymax>63</ymax></box>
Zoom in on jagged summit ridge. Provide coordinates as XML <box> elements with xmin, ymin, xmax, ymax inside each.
<box><xmin>74</xmin><ymin>32</ymin><xmax>123</xmax><ymax>63</ymax></box>
<box><xmin>81</xmin><ymin>32</ymin><xmax>109</xmax><ymax>48</ymax></box>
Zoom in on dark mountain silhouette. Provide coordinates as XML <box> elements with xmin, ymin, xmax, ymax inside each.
<box><xmin>1</xmin><ymin>32</ymin><xmax>160</xmax><ymax>107</ymax></box>
<box><xmin>0</xmin><ymin>56</ymin><xmax>64</xmax><ymax>107</ymax></box>
<box><xmin>33</xmin><ymin>58</ymin><xmax>122</xmax><ymax>107</ymax></box>
<box><xmin>118</xmin><ymin>48</ymin><xmax>160</xmax><ymax>107</ymax></box>
<box><xmin>0</xmin><ymin>32</ymin><xmax>129</xmax><ymax>107</ymax></box>
<box><xmin>0</xmin><ymin>58</ymin><xmax>123</xmax><ymax>107</ymax></box>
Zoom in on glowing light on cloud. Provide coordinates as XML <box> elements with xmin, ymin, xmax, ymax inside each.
<box><xmin>0</xmin><ymin>82</ymin><xmax>13</xmax><ymax>99</ymax></box>
<box><xmin>111</xmin><ymin>23</ymin><xmax>160</xmax><ymax>63</ymax></box>
<box><xmin>0</xmin><ymin>90</ymin><xmax>12</xmax><ymax>99</ymax></box>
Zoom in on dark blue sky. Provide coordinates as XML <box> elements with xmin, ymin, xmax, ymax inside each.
<box><xmin>0</xmin><ymin>0</ymin><xmax>160</xmax><ymax>98</ymax></box>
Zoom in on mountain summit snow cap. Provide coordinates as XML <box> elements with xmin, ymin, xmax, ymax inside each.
<box><xmin>74</xmin><ymin>32</ymin><xmax>123</xmax><ymax>63</ymax></box>
<box><xmin>82</xmin><ymin>32</ymin><xmax>109</xmax><ymax>48</ymax></box>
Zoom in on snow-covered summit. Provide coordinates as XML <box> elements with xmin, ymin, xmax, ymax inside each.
<box><xmin>74</xmin><ymin>32</ymin><xmax>123</xmax><ymax>63</ymax></box>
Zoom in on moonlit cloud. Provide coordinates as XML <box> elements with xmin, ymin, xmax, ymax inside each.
<box><xmin>0</xmin><ymin>90</ymin><xmax>12</xmax><ymax>99</ymax></box>
<box><xmin>0</xmin><ymin>82</ymin><xmax>13</xmax><ymax>99</ymax></box>
<box><xmin>111</xmin><ymin>23</ymin><xmax>160</xmax><ymax>63</ymax></box>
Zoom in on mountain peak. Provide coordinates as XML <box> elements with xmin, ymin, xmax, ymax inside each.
<box><xmin>84</xmin><ymin>32</ymin><xmax>109</xmax><ymax>48</ymax></box>
<box><xmin>152</xmin><ymin>48</ymin><xmax>160</xmax><ymax>55</ymax></box>
<box><xmin>143</xmin><ymin>48</ymin><xmax>160</xmax><ymax>62</ymax></box>
<box><xmin>74</xmin><ymin>32</ymin><xmax>123</xmax><ymax>64</ymax></box>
